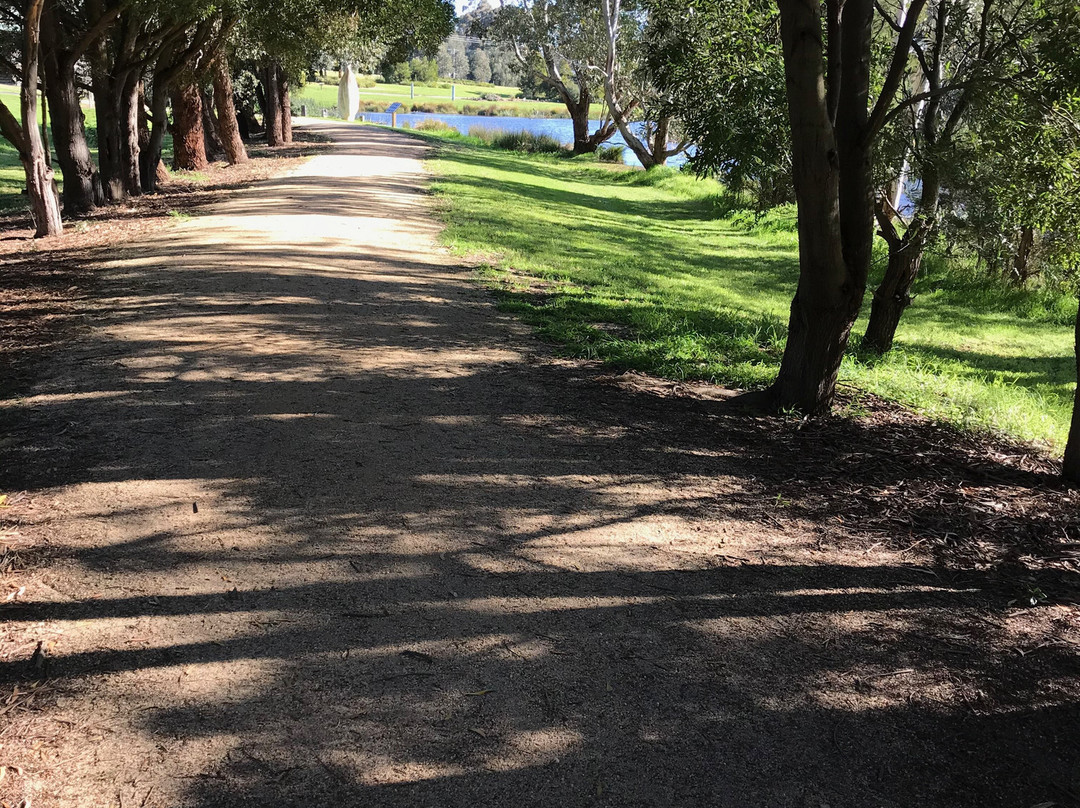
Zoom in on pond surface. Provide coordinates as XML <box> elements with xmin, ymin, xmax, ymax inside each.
<box><xmin>356</xmin><ymin>111</ymin><xmax>688</xmax><ymax>168</ymax></box>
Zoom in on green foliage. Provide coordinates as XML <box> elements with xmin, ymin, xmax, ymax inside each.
<box><xmin>485</xmin><ymin>0</ymin><xmax>604</xmax><ymax>106</ymax></box>
<box><xmin>943</xmin><ymin>90</ymin><xmax>1080</xmax><ymax>289</ymax></box>
<box><xmin>467</xmin><ymin>126</ymin><xmax>566</xmax><ymax>154</ymax></box>
<box><xmin>410</xmin><ymin>57</ymin><xmax>439</xmax><ymax>84</ymax></box>
<box><xmin>425</xmin><ymin>137</ymin><xmax>1078</xmax><ymax>447</ymax></box>
<box><xmin>597</xmin><ymin>144</ymin><xmax>624</xmax><ymax>163</ymax></box>
<box><xmin>648</xmin><ymin>0</ymin><xmax>791</xmax><ymax>207</ymax></box>
<box><xmin>516</xmin><ymin>71</ymin><xmax>564</xmax><ymax>102</ymax></box>
<box><xmin>414</xmin><ymin>118</ymin><xmax>457</xmax><ymax>133</ymax></box>
<box><xmin>436</xmin><ymin>41</ymin><xmax>470</xmax><ymax>79</ymax></box>
<box><xmin>238</xmin><ymin>0</ymin><xmax>454</xmax><ymax>78</ymax></box>
<box><xmin>382</xmin><ymin>61</ymin><xmax>411</xmax><ymax>84</ymax></box>
<box><xmin>469</xmin><ymin>48</ymin><xmax>492</xmax><ymax>84</ymax></box>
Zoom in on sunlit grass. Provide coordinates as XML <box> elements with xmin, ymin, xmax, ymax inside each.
<box><xmin>426</xmin><ymin>136</ymin><xmax>1077</xmax><ymax>449</ymax></box>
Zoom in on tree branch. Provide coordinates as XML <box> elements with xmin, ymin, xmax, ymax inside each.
<box><xmin>69</xmin><ymin>1</ymin><xmax>131</xmax><ymax>67</ymax></box>
<box><xmin>865</xmin><ymin>0</ymin><xmax>929</xmax><ymax>141</ymax></box>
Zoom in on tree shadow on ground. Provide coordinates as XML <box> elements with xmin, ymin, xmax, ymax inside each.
<box><xmin>1</xmin><ymin>123</ymin><xmax>1078</xmax><ymax>808</ymax></box>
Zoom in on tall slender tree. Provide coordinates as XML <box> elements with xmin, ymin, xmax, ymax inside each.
<box><xmin>599</xmin><ymin>0</ymin><xmax>687</xmax><ymax>169</ymax></box>
<box><xmin>0</xmin><ymin>0</ymin><xmax>63</xmax><ymax>235</ymax></box>
<box><xmin>864</xmin><ymin>0</ymin><xmax>1070</xmax><ymax>354</ymax></box>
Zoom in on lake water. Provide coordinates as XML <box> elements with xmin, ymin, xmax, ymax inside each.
<box><xmin>356</xmin><ymin>111</ymin><xmax>687</xmax><ymax>168</ymax></box>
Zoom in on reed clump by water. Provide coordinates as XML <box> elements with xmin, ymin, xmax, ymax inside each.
<box><xmin>467</xmin><ymin>126</ymin><xmax>567</xmax><ymax>154</ymax></box>
<box><xmin>414</xmin><ymin>119</ymin><xmax>458</xmax><ymax>134</ymax></box>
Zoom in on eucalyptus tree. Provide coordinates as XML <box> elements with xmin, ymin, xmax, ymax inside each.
<box><xmin>597</xmin><ymin>0</ymin><xmax>686</xmax><ymax>169</ymax></box>
<box><xmin>470</xmin><ymin>46</ymin><xmax>491</xmax><ymax>82</ymax></box>
<box><xmin>486</xmin><ymin>0</ymin><xmax>616</xmax><ymax>153</ymax></box>
<box><xmin>37</xmin><ymin>0</ymin><xmax>125</xmax><ymax>213</ymax></box>
<box><xmin>862</xmin><ymin>0</ymin><xmax>1077</xmax><ymax>354</ymax></box>
<box><xmin>241</xmin><ymin>0</ymin><xmax>452</xmax><ymax>144</ymax></box>
<box><xmin>647</xmin><ymin>0</ymin><xmax>790</xmax><ymax>205</ymax></box>
<box><xmin>756</xmin><ymin>0</ymin><xmax>929</xmax><ymax>413</ymax></box>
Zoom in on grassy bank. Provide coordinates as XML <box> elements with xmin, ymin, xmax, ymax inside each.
<box><xmin>294</xmin><ymin>80</ymin><xmax>595</xmax><ymax>119</ymax></box>
<box><xmin>425</xmin><ymin>133</ymin><xmax>1077</xmax><ymax>449</ymax></box>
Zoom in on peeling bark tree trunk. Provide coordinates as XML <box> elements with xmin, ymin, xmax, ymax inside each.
<box><xmin>1065</xmin><ymin>302</ymin><xmax>1080</xmax><ymax>483</ymax></box>
<box><xmin>278</xmin><ymin>65</ymin><xmax>292</xmax><ymax>144</ymax></box>
<box><xmin>171</xmin><ymin>80</ymin><xmax>208</xmax><ymax>171</ymax></box>
<box><xmin>262</xmin><ymin>63</ymin><xmax>282</xmax><ymax>146</ymax></box>
<box><xmin>120</xmin><ymin>78</ymin><xmax>142</xmax><ymax>196</ymax></box>
<box><xmin>211</xmin><ymin>54</ymin><xmax>247</xmax><ymax>163</ymax></box>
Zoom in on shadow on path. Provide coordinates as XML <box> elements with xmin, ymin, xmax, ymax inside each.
<box><xmin>1</xmin><ymin>123</ymin><xmax>1078</xmax><ymax>808</ymax></box>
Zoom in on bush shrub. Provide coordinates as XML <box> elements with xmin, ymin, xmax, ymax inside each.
<box><xmin>597</xmin><ymin>144</ymin><xmax>625</xmax><ymax>163</ymax></box>
<box><xmin>467</xmin><ymin>126</ymin><xmax>567</xmax><ymax>154</ymax></box>
<box><xmin>496</xmin><ymin>130</ymin><xmax>566</xmax><ymax>154</ymax></box>
<box><xmin>411</xmin><ymin>101</ymin><xmax>458</xmax><ymax>115</ymax></box>
<box><xmin>414</xmin><ymin>118</ymin><xmax>458</xmax><ymax>134</ymax></box>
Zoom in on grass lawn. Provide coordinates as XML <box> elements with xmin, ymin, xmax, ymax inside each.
<box><xmin>425</xmin><ymin>134</ymin><xmax>1078</xmax><ymax>449</ymax></box>
<box><xmin>294</xmin><ymin>80</ymin><xmax>592</xmax><ymax>119</ymax></box>
<box><xmin>0</xmin><ymin>88</ymin><xmax>29</xmax><ymax>209</ymax></box>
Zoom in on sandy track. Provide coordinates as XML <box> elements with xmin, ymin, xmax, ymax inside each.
<box><xmin>0</xmin><ymin>123</ymin><xmax>1076</xmax><ymax>807</ymax></box>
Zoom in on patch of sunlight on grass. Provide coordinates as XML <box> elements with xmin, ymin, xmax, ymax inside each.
<box><xmin>425</xmin><ymin>135</ymin><xmax>1077</xmax><ymax>449</ymax></box>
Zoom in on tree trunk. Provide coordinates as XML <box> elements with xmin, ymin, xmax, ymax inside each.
<box><xmin>211</xmin><ymin>53</ymin><xmax>247</xmax><ymax>163</ymax></box>
<box><xmin>277</xmin><ymin>65</ymin><xmax>292</xmax><ymax>144</ymax></box>
<box><xmin>863</xmin><ymin>240</ymin><xmax>923</xmax><ymax>354</ymax></box>
<box><xmin>92</xmin><ymin>78</ymin><xmax>126</xmax><ymax>201</ymax></box>
<box><xmin>650</xmin><ymin>116</ymin><xmax>671</xmax><ymax>166</ymax></box>
<box><xmin>1065</xmin><ymin>300</ymin><xmax>1080</xmax><ymax>483</ymax></box>
<box><xmin>201</xmin><ymin>89</ymin><xmax>226</xmax><ymax>162</ymax></box>
<box><xmin>566</xmin><ymin>86</ymin><xmax>615</xmax><ymax>154</ymax></box>
<box><xmin>769</xmin><ymin>0</ymin><xmax>871</xmax><ymax>413</ymax></box>
<box><xmin>1012</xmin><ymin>225</ymin><xmax>1036</xmax><ymax>284</ymax></box>
<box><xmin>42</xmin><ymin>53</ymin><xmax>103</xmax><ymax>214</ymax></box>
<box><xmin>171</xmin><ymin>80</ymin><xmax>208</xmax><ymax>171</ymax></box>
<box><xmin>863</xmin><ymin>167</ymin><xmax>941</xmax><ymax>354</ymax></box>
<box><xmin>262</xmin><ymin>63</ymin><xmax>282</xmax><ymax>146</ymax></box>
<box><xmin>119</xmin><ymin>78</ymin><xmax>142</xmax><ymax>196</ymax></box>
<box><xmin>141</xmin><ymin>77</ymin><xmax>170</xmax><ymax>192</ymax></box>
<box><xmin>18</xmin><ymin>0</ymin><xmax>62</xmax><ymax>236</ymax></box>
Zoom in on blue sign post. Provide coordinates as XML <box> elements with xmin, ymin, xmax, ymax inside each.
<box><xmin>387</xmin><ymin>102</ymin><xmax>403</xmax><ymax>127</ymax></box>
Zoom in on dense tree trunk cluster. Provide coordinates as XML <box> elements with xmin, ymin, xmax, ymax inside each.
<box><xmin>0</xmin><ymin>2</ymin><xmax>281</xmax><ymax>234</ymax></box>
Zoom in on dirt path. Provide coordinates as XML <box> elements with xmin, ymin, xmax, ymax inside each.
<box><xmin>1</xmin><ymin>123</ymin><xmax>1078</xmax><ymax>808</ymax></box>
